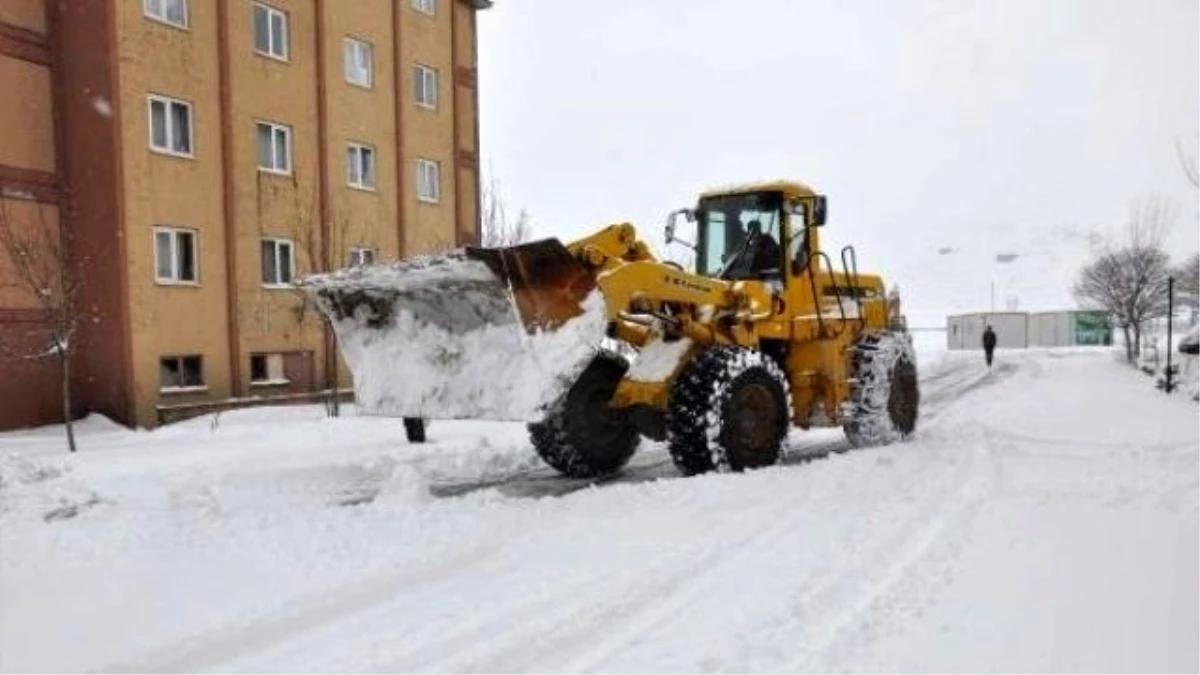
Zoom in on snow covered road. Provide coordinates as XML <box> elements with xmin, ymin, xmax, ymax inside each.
<box><xmin>1</xmin><ymin>348</ymin><xmax>1196</xmax><ymax>673</ymax></box>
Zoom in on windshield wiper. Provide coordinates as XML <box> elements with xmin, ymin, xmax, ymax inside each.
<box><xmin>718</xmin><ymin>233</ymin><xmax>754</xmax><ymax>279</ymax></box>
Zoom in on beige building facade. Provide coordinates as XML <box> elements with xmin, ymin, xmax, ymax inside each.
<box><xmin>0</xmin><ymin>0</ymin><xmax>489</xmax><ymax>430</ymax></box>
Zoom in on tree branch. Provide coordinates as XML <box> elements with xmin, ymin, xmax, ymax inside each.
<box><xmin>1177</xmin><ymin>135</ymin><xmax>1199</xmax><ymax>189</ymax></box>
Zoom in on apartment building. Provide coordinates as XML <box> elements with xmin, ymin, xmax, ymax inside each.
<box><xmin>0</xmin><ymin>0</ymin><xmax>490</xmax><ymax>430</ymax></box>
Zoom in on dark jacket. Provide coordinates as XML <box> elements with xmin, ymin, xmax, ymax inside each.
<box><xmin>982</xmin><ymin>329</ymin><xmax>997</xmax><ymax>351</ymax></box>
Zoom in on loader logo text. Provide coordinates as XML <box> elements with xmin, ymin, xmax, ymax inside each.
<box><xmin>664</xmin><ymin>275</ymin><xmax>714</xmax><ymax>294</ymax></box>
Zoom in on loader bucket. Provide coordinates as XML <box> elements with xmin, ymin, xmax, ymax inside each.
<box><xmin>461</xmin><ymin>239</ymin><xmax>599</xmax><ymax>334</ymax></box>
<box><xmin>299</xmin><ymin>239</ymin><xmax>608</xmax><ymax>422</ymax></box>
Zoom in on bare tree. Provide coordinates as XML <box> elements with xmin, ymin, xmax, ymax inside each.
<box><xmin>282</xmin><ymin>189</ymin><xmax>352</xmax><ymax>418</ymax></box>
<box><xmin>1073</xmin><ymin>197</ymin><xmax>1174</xmax><ymax>362</ymax></box>
<box><xmin>1172</xmin><ymin>252</ymin><xmax>1199</xmax><ymax>320</ymax></box>
<box><xmin>1075</xmin><ymin>253</ymin><xmax>1135</xmax><ymax>361</ymax></box>
<box><xmin>480</xmin><ymin>173</ymin><xmax>532</xmax><ymax>247</ymax></box>
<box><xmin>1166</xmin><ymin>132</ymin><xmax>1196</xmax><ymax>323</ymax></box>
<box><xmin>0</xmin><ymin>199</ymin><xmax>78</xmax><ymax>451</ymax></box>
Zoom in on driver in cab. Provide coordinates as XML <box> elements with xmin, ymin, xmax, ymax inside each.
<box><xmin>743</xmin><ymin>219</ymin><xmax>781</xmax><ymax>277</ymax></box>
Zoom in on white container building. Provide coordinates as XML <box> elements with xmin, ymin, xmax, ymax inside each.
<box><xmin>946</xmin><ymin>312</ymin><xmax>1027</xmax><ymax>350</ymax></box>
<box><xmin>946</xmin><ymin>310</ymin><xmax>1111</xmax><ymax>351</ymax></box>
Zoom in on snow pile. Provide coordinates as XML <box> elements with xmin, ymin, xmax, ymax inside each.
<box><xmin>302</xmin><ymin>250</ymin><xmax>498</xmax><ymax>291</ymax></box>
<box><xmin>318</xmin><ymin>259</ymin><xmax>610</xmax><ymax>420</ymax></box>
<box><xmin>627</xmin><ymin>337</ymin><xmax>693</xmax><ymax>382</ymax></box>
<box><xmin>0</xmin><ymin>454</ymin><xmax>102</xmax><ymax>522</ymax></box>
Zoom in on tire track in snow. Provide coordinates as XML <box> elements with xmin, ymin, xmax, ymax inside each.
<box><xmin>193</xmin><ymin>485</ymin><xmax>812</xmax><ymax>673</ymax></box>
<box><xmin>784</xmin><ymin>436</ymin><xmax>995</xmax><ymax>671</ymax></box>
<box><xmin>551</xmin><ymin>433</ymin><xmax>998</xmax><ymax>671</ymax></box>
<box><xmin>97</xmin><ymin>538</ymin><xmax>513</xmax><ymax>674</ymax></box>
<box><xmin>775</xmin><ymin>359</ymin><xmax>1022</xmax><ymax>670</ymax></box>
<box><xmin>312</xmin><ymin>553</ymin><xmax>655</xmax><ymax>673</ymax></box>
<box><xmin>394</xmin><ymin>484</ymin><xmax>820</xmax><ymax>673</ymax></box>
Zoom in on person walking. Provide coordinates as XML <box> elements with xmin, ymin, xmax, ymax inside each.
<box><xmin>982</xmin><ymin>324</ymin><xmax>997</xmax><ymax>368</ymax></box>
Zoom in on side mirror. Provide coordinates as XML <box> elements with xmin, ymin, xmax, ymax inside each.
<box><xmin>812</xmin><ymin>195</ymin><xmax>828</xmax><ymax>227</ymax></box>
<box><xmin>665</xmin><ymin>208</ymin><xmax>696</xmax><ymax>249</ymax></box>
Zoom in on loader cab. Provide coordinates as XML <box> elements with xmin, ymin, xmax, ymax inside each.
<box><xmin>682</xmin><ymin>190</ymin><xmax>822</xmax><ymax>283</ymax></box>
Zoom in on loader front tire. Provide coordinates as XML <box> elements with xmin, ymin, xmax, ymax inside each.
<box><xmin>843</xmin><ymin>331</ymin><xmax>919</xmax><ymax>448</ymax></box>
<box><xmin>666</xmin><ymin>347</ymin><xmax>793</xmax><ymax>475</ymax></box>
<box><xmin>528</xmin><ymin>353</ymin><xmax>640</xmax><ymax>479</ymax></box>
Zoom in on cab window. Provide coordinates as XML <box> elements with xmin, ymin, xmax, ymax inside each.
<box><xmin>696</xmin><ymin>192</ymin><xmax>783</xmax><ymax>279</ymax></box>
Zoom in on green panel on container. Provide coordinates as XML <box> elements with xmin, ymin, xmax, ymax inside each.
<box><xmin>1074</xmin><ymin>311</ymin><xmax>1112</xmax><ymax>346</ymax></box>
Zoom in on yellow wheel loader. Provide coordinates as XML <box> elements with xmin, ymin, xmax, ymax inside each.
<box><xmin>300</xmin><ymin>180</ymin><xmax>919</xmax><ymax>477</ymax></box>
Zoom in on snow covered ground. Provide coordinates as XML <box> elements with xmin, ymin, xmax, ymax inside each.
<box><xmin>1</xmin><ymin>347</ymin><xmax>1196</xmax><ymax>673</ymax></box>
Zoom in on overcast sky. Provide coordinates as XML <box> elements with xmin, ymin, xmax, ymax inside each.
<box><xmin>476</xmin><ymin>0</ymin><xmax>1199</xmax><ymax>323</ymax></box>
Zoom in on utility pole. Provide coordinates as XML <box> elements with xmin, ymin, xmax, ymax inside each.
<box><xmin>1165</xmin><ymin>276</ymin><xmax>1175</xmax><ymax>393</ymax></box>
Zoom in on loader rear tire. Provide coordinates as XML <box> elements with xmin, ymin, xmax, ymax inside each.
<box><xmin>528</xmin><ymin>353</ymin><xmax>640</xmax><ymax>479</ymax></box>
<box><xmin>843</xmin><ymin>331</ymin><xmax>919</xmax><ymax>448</ymax></box>
<box><xmin>666</xmin><ymin>347</ymin><xmax>793</xmax><ymax>475</ymax></box>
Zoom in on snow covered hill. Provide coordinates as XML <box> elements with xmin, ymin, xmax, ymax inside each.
<box><xmin>1</xmin><ymin>348</ymin><xmax>1196</xmax><ymax>673</ymax></box>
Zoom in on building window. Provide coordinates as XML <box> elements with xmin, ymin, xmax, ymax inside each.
<box><xmin>256</xmin><ymin>121</ymin><xmax>292</xmax><ymax>174</ymax></box>
<box><xmin>349</xmin><ymin>247</ymin><xmax>377</xmax><ymax>267</ymax></box>
<box><xmin>412</xmin><ymin>0</ymin><xmax>435</xmax><ymax>16</ymax></box>
<box><xmin>261</xmin><ymin>237</ymin><xmax>294</xmax><ymax>287</ymax></box>
<box><xmin>148</xmin><ymin>94</ymin><xmax>193</xmax><ymax>157</ymax></box>
<box><xmin>160</xmin><ymin>355</ymin><xmax>204</xmax><ymax>391</ymax></box>
<box><xmin>346</xmin><ymin>142</ymin><xmax>376</xmax><ymax>190</ymax></box>
<box><xmin>344</xmin><ymin>38</ymin><xmax>373</xmax><ymax>88</ymax></box>
<box><xmin>416</xmin><ymin>158</ymin><xmax>440</xmax><ymax>203</ymax></box>
<box><xmin>253</xmin><ymin>2</ymin><xmax>289</xmax><ymax>61</ymax></box>
<box><xmin>414</xmin><ymin>64</ymin><xmax>437</xmax><ymax>110</ymax></box>
<box><xmin>250</xmin><ymin>353</ymin><xmax>288</xmax><ymax>386</ymax></box>
<box><xmin>154</xmin><ymin>227</ymin><xmax>198</xmax><ymax>284</ymax></box>
<box><xmin>144</xmin><ymin>0</ymin><xmax>188</xmax><ymax>28</ymax></box>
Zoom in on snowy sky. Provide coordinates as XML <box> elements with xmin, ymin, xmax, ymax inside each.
<box><xmin>476</xmin><ymin>0</ymin><xmax>1199</xmax><ymax>325</ymax></box>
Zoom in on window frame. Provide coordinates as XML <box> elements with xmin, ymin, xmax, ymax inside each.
<box><xmin>256</xmin><ymin>120</ymin><xmax>293</xmax><ymax>175</ymax></box>
<box><xmin>413</xmin><ymin>63</ymin><xmax>438</xmax><ymax>110</ymax></box>
<box><xmin>153</xmin><ymin>226</ymin><xmax>200</xmax><ymax>286</ymax></box>
<box><xmin>147</xmin><ymin>94</ymin><xmax>195</xmax><ymax>159</ymax></box>
<box><xmin>416</xmin><ymin>158</ymin><xmax>441</xmax><ymax>204</ymax></box>
<box><xmin>343</xmin><ymin>37</ymin><xmax>374</xmax><ymax>89</ymax></box>
<box><xmin>348</xmin><ymin>246</ymin><xmax>378</xmax><ymax>267</ymax></box>
<box><xmin>412</xmin><ymin>0</ymin><xmax>436</xmax><ymax>16</ymax></box>
<box><xmin>346</xmin><ymin>142</ymin><xmax>377</xmax><ymax>191</ymax></box>
<box><xmin>159</xmin><ymin>354</ymin><xmax>206</xmax><ymax>393</ymax></box>
<box><xmin>144</xmin><ymin>0</ymin><xmax>189</xmax><ymax>29</ymax></box>
<box><xmin>260</xmin><ymin>236</ymin><xmax>296</xmax><ymax>289</ymax></box>
<box><xmin>252</xmin><ymin>2</ymin><xmax>290</xmax><ymax>62</ymax></box>
<box><xmin>249</xmin><ymin>353</ymin><xmax>289</xmax><ymax>386</ymax></box>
